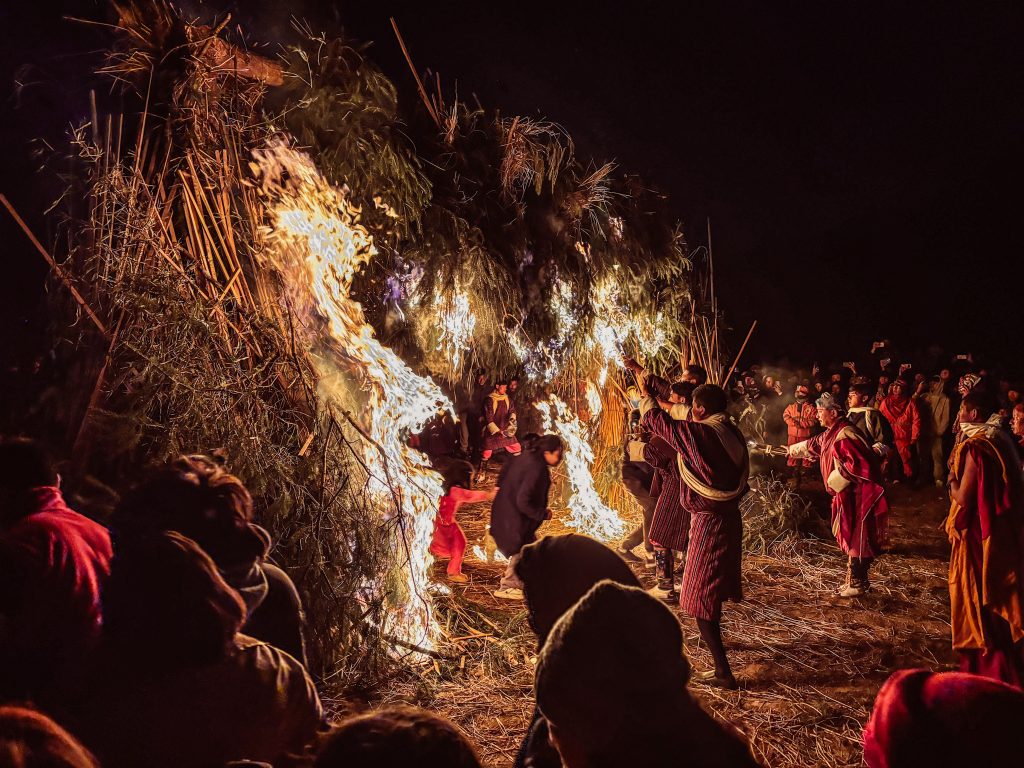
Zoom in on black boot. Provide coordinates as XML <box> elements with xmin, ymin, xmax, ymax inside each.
<box><xmin>648</xmin><ymin>548</ymin><xmax>678</xmax><ymax>602</ymax></box>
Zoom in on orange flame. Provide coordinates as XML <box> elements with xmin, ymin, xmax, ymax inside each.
<box><xmin>536</xmin><ymin>394</ymin><xmax>626</xmax><ymax>541</ymax></box>
<box><xmin>255</xmin><ymin>141</ymin><xmax>449</xmax><ymax>652</ymax></box>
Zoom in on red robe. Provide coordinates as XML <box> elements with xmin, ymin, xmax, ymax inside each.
<box><xmin>946</xmin><ymin>426</ymin><xmax>1024</xmax><ymax>688</ymax></box>
<box><xmin>783</xmin><ymin>401</ymin><xmax>817</xmax><ymax>468</ymax></box>
<box><xmin>797</xmin><ymin>418</ymin><xmax>889</xmax><ymax>558</ymax></box>
<box><xmin>642</xmin><ymin>406</ymin><xmax>748</xmax><ymax>621</ymax></box>
<box><xmin>880</xmin><ymin>395</ymin><xmax>921</xmax><ymax>477</ymax></box>
<box><xmin>431</xmin><ymin>486</ymin><xmax>492</xmax><ymax>576</ymax></box>
<box><xmin>0</xmin><ymin>487</ymin><xmax>113</xmax><ymax>700</ymax></box>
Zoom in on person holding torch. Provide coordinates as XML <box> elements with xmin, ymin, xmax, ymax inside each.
<box><xmin>787</xmin><ymin>393</ymin><xmax>889</xmax><ymax>597</ymax></box>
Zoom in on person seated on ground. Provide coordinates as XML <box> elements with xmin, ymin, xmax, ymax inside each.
<box><xmin>314</xmin><ymin>705</ymin><xmax>481</xmax><ymax>768</ymax></box>
<box><xmin>0</xmin><ymin>706</ymin><xmax>98</xmax><ymax>768</ymax></box>
<box><xmin>72</xmin><ymin>531</ymin><xmax>322</xmax><ymax>768</ymax></box>
<box><xmin>114</xmin><ymin>454</ymin><xmax>307</xmax><ymax>665</ymax></box>
<box><xmin>863</xmin><ymin>669</ymin><xmax>1024</xmax><ymax>767</ymax></box>
<box><xmin>535</xmin><ymin>580</ymin><xmax>760</xmax><ymax>768</ymax></box>
<box><xmin>489</xmin><ymin>435</ymin><xmax>564</xmax><ymax>601</ymax></box>
<box><xmin>0</xmin><ymin>438</ymin><xmax>112</xmax><ymax>705</ymax></box>
<box><xmin>430</xmin><ymin>460</ymin><xmax>496</xmax><ymax>584</ymax></box>
<box><xmin>512</xmin><ymin>534</ymin><xmax>641</xmax><ymax>768</ymax></box>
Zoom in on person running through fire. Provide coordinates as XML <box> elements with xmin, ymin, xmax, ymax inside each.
<box><xmin>489</xmin><ymin>435</ymin><xmax>564</xmax><ymax>601</ymax></box>
<box><xmin>787</xmin><ymin>393</ymin><xmax>889</xmax><ymax>597</ymax></box>
<box><xmin>430</xmin><ymin>461</ymin><xmax>496</xmax><ymax>584</ymax></box>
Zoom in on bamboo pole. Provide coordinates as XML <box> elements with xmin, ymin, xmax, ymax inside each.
<box><xmin>390</xmin><ymin>18</ymin><xmax>441</xmax><ymax>128</ymax></box>
<box><xmin>724</xmin><ymin>320</ymin><xmax>758</xmax><ymax>385</ymax></box>
<box><xmin>0</xmin><ymin>195</ymin><xmax>108</xmax><ymax>336</ymax></box>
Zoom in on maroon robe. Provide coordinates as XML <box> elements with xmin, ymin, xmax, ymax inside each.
<box><xmin>643</xmin><ymin>407</ymin><xmax>748</xmax><ymax>621</ymax></box>
<box><xmin>483</xmin><ymin>392</ymin><xmax>519</xmax><ymax>452</ymax></box>
<box><xmin>645</xmin><ymin>436</ymin><xmax>689</xmax><ymax>552</ymax></box>
<box><xmin>798</xmin><ymin>418</ymin><xmax>889</xmax><ymax>558</ymax></box>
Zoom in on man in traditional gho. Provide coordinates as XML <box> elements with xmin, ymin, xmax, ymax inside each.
<box><xmin>788</xmin><ymin>393</ymin><xmax>889</xmax><ymax>597</ymax></box>
<box><xmin>783</xmin><ymin>384</ymin><xmax>817</xmax><ymax>484</ymax></box>
<box><xmin>879</xmin><ymin>379</ymin><xmax>921</xmax><ymax>482</ymax></box>
<box><xmin>641</xmin><ymin>384</ymin><xmax>748</xmax><ymax>689</ymax></box>
<box><xmin>847</xmin><ymin>380</ymin><xmax>895</xmax><ymax>460</ymax></box>
<box><xmin>478</xmin><ymin>380</ymin><xmax>521</xmax><ymax>477</ymax></box>
<box><xmin>946</xmin><ymin>391</ymin><xmax>1024</xmax><ymax>688</ymax></box>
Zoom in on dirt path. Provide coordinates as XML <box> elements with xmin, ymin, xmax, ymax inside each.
<box><xmin>387</xmin><ymin>476</ymin><xmax>954</xmax><ymax>768</ymax></box>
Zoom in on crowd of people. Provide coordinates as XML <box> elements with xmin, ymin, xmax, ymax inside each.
<box><xmin>1</xmin><ymin>339</ymin><xmax>1023</xmax><ymax>766</ymax></box>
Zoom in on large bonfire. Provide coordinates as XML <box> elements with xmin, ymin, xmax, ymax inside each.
<box><xmin>21</xmin><ymin>0</ymin><xmax>707</xmax><ymax>680</ymax></box>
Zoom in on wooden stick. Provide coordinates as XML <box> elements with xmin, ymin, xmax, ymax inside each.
<box><xmin>724</xmin><ymin>320</ymin><xmax>758</xmax><ymax>385</ymax></box>
<box><xmin>0</xmin><ymin>194</ymin><xmax>108</xmax><ymax>336</ymax></box>
<box><xmin>390</xmin><ymin>18</ymin><xmax>440</xmax><ymax>128</ymax></box>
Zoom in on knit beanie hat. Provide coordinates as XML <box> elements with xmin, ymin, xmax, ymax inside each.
<box><xmin>535</xmin><ymin>581</ymin><xmax>690</xmax><ymax>748</ymax></box>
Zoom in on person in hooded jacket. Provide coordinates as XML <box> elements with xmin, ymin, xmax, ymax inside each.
<box><xmin>114</xmin><ymin>454</ymin><xmax>307</xmax><ymax>666</ymax></box>
<box><xmin>535</xmin><ymin>581</ymin><xmax>761</xmax><ymax>768</ymax></box>
<box><xmin>511</xmin><ymin>534</ymin><xmax>641</xmax><ymax>768</ymax></box>
<box><xmin>72</xmin><ymin>532</ymin><xmax>321</xmax><ymax>768</ymax></box>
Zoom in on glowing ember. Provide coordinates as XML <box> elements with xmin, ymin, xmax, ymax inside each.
<box><xmin>254</xmin><ymin>141</ymin><xmax>449</xmax><ymax>652</ymax></box>
<box><xmin>433</xmin><ymin>279</ymin><xmax>476</xmax><ymax>370</ymax></box>
<box><xmin>535</xmin><ymin>394</ymin><xmax>626</xmax><ymax>541</ymax></box>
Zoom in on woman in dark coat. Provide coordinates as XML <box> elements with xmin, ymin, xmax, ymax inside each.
<box><xmin>489</xmin><ymin>435</ymin><xmax>563</xmax><ymax>600</ymax></box>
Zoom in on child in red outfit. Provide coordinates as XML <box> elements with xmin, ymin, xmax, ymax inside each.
<box><xmin>431</xmin><ymin>461</ymin><xmax>496</xmax><ymax>583</ymax></box>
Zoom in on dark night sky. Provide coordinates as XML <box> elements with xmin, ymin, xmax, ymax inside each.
<box><xmin>3</xmin><ymin>1</ymin><xmax>1023</xmax><ymax>370</ymax></box>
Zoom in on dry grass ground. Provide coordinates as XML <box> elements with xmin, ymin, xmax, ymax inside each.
<box><xmin>381</xmin><ymin>471</ymin><xmax>954</xmax><ymax>768</ymax></box>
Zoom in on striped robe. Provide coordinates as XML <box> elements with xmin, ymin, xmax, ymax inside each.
<box><xmin>645</xmin><ymin>437</ymin><xmax>690</xmax><ymax>552</ymax></box>
<box><xmin>643</xmin><ymin>403</ymin><xmax>749</xmax><ymax>621</ymax></box>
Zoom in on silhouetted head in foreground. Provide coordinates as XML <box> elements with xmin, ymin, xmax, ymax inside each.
<box><xmin>314</xmin><ymin>705</ymin><xmax>481</xmax><ymax>768</ymax></box>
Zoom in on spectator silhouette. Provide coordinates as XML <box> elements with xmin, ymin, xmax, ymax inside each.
<box><xmin>314</xmin><ymin>705</ymin><xmax>481</xmax><ymax>768</ymax></box>
<box><xmin>72</xmin><ymin>531</ymin><xmax>322</xmax><ymax>768</ymax></box>
<box><xmin>115</xmin><ymin>454</ymin><xmax>307</xmax><ymax>665</ymax></box>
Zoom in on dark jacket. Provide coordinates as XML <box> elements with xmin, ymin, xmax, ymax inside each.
<box><xmin>489</xmin><ymin>452</ymin><xmax>552</xmax><ymax>557</ymax></box>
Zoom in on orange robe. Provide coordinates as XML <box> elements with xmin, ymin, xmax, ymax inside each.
<box><xmin>946</xmin><ymin>428</ymin><xmax>1024</xmax><ymax>688</ymax></box>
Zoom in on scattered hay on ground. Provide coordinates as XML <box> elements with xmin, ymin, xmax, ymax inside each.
<box><xmin>368</xmin><ymin>484</ymin><xmax>953</xmax><ymax>768</ymax></box>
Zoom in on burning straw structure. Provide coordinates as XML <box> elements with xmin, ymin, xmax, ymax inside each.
<box><xmin>27</xmin><ymin>1</ymin><xmax>699</xmax><ymax>683</ymax></box>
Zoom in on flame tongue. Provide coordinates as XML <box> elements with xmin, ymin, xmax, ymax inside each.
<box><xmin>256</xmin><ymin>142</ymin><xmax>447</xmax><ymax>652</ymax></box>
<box><xmin>536</xmin><ymin>394</ymin><xmax>626</xmax><ymax>542</ymax></box>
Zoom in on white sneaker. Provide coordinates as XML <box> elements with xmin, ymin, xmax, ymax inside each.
<box><xmin>494</xmin><ymin>587</ymin><xmax>524</xmax><ymax>601</ymax></box>
<box><xmin>647</xmin><ymin>584</ymin><xmax>672</xmax><ymax>599</ymax></box>
<box><xmin>837</xmin><ymin>583</ymin><xmax>868</xmax><ymax>598</ymax></box>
